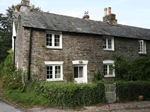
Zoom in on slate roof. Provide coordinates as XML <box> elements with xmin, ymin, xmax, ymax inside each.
<box><xmin>20</xmin><ymin>11</ymin><xmax>150</xmax><ymax>40</ymax></box>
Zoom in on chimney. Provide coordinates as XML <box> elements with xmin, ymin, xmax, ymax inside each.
<box><xmin>14</xmin><ymin>7</ymin><xmax>18</xmax><ymax>12</ymax></box>
<box><xmin>108</xmin><ymin>7</ymin><xmax>111</xmax><ymax>14</ymax></box>
<box><xmin>83</xmin><ymin>11</ymin><xmax>90</xmax><ymax>20</ymax></box>
<box><xmin>20</xmin><ymin>0</ymin><xmax>31</xmax><ymax>13</ymax></box>
<box><xmin>104</xmin><ymin>8</ymin><xmax>107</xmax><ymax>16</ymax></box>
<box><xmin>103</xmin><ymin>7</ymin><xmax>117</xmax><ymax>25</ymax></box>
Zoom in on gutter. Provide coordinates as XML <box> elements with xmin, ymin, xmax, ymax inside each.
<box><xmin>27</xmin><ymin>28</ymin><xmax>32</xmax><ymax>80</ymax></box>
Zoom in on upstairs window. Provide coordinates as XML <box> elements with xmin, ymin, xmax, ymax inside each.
<box><xmin>103</xmin><ymin>37</ymin><xmax>114</xmax><ymax>51</ymax></box>
<box><xmin>138</xmin><ymin>40</ymin><xmax>146</xmax><ymax>54</ymax></box>
<box><xmin>103</xmin><ymin>60</ymin><xmax>115</xmax><ymax>77</ymax></box>
<box><xmin>46</xmin><ymin>31</ymin><xmax>62</xmax><ymax>49</ymax></box>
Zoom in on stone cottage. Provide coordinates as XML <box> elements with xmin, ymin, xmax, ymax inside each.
<box><xmin>12</xmin><ymin>0</ymin><xmax>150</xmax><ymax>83</ymax></box>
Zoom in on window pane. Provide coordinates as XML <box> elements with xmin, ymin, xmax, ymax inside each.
<box><xmin>46</xmin><ymin>34</ymin><xmax>52</xmax><ymax>46</ymax></box>
<box><xmin>55</xmin><ymin>35</ymin><xmax>60</xmax><ymax>46</ymax></box>
<box><xmin>109</xmin><ymin>65</ymin><xmax>113</xmax><ymax>75</ymax></box>
<box><xmin>74</xmin><ymin>67</ymin><xmax>78</xmax><ymax>78</ymax></box>
<box><xmin>108</xmin><ymin>39</ymin><xmax>112</xmax><ymax>49</ymax></box>
<box><xmin>47</xmin><ymin>66</ymin><xmax>52</xmax><ymax>79</ymax></box>
<box><xmin>103</xmin><ymin>39</ymin><xmax>106</xmax><ymax>48</ymax></box>
<box><xmin>55</xmin><ymin>66</ymin><xmax>61</xmax><ymax>78</ymax></box>
<box><xmin>103</xmin><ymin>65</ymin><xmax>107</xmax><ymax>75</ymax></box>
<box><xmin>79</xmin><ymin>67</ymin><xmax>83</xmax><ymax>77</ymax></box>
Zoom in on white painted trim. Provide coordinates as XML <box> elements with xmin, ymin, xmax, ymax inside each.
<box><xmin>72</xmin><ymin>60</ymin><xmax>88</xmax><ymax>83</ymax></box>
<box><xmin>103</xmin><ymin>60</ymin><xmax>114</xmax><ymax>64</ymax></box>
<box><xmin>44</xmin><ymin>61</ymin><xmax>64</xmax><ymax>65</ymax></box>
<box><xmin>138</xmin><ymin>40</ymin><xmax>146</xmax><ymax>54</ymax></box>
<box><xmin>46</xmin><ymin>31</ymin><xmax>62</xmax><ymax>49</ymax></box>
<box><xmin>12</xmin><ymin>21</ymin><xmax>16</xmax><ymax>51</ymax></box>
<box><xmin>44</xmin><ymin>61</ymin><xmax>63</xmax><ymax>81</ymax></box>
<box><xmin>103</xmin><ymin>60</ymin><xmax>115</xmax><ymax>77</ymax></box>
<box><xmin>72</xmin><ymin>60</ymin><xmax>88</xmax><ymax>65</ymax></box>
<box><xmin>103</xmin><ymin>36</ymin><xmax>114</xmax><ymax>51</ymax></box>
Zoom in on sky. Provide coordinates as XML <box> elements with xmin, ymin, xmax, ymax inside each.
<box><xmin>1</xmin><ymin>0</ymin><xmax>150</xmax><ymax>29</ymax></box>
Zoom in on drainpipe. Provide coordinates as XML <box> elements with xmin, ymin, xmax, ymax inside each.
<box><xmin>27</xmin><ymin>28</ymin><xmax>32</xmax><ymax>80</ymax></box>
<box><xmin>13</xmin><ymin>36</ymin><xmax>16</xmax><ymax>66</ymax></box>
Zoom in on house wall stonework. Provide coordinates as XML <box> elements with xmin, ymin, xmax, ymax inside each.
<box><xmin>20</xmin><ymin>29</ymin><xmax>150</xmax><ymax>82</ymax></box>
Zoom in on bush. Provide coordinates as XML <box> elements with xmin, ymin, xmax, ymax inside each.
<box><xmin>116</xmin><ymin>81</ymin><xmax>150</xmax><ymax>101</ymax></box>
<box><xmin>37</xmin><ymin>82</ymin><xmax>106</xmax><ymax>108</ymax></box>
<box><xmin>114</xmin><ymin>55</ymin><xmax>150</xmax><ymax>81</ymax></box>
<box><xmin>92</xmin><ymin>70</ymin><xmax>104</xmax><ymax>83</ymax></box>
<box><xmin>1</xmin><ymin>50</ymin><xmax>24</xmax><ymax>90</ymax></box>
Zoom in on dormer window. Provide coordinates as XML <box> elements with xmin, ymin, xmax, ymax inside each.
<box><xmin>103</xmin><ymin>36</ymin><xmax>114</xmax><ymax>51</ymax></box>
<box><xmin>138</xmin><ymin>40</ymin><xmax>146</xmax><ymax>54</ymax></box>
<box><xmin>46</xmin><ymin>31</ymin><xmax>62</xmax><ymax>49</ymax></box>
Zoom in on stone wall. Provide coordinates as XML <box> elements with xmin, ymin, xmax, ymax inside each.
<box><xmin>22</xmin><ymin>29</ymin><xmax>150</xmax><ymax>82</ymax></box>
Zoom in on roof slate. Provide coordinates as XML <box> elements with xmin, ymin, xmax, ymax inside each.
<box><xmin>21</xmin><ymin>11</ymin><xmax>150</xmax><ymax>40</ymax></box>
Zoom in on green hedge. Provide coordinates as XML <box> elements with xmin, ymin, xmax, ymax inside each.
<box><xmin>116</xmin><ymin>81</ymin><xmax>150</xmax><ymax>101</ymax></box>
<box><xmin>37</xmin><ymin>82</ymin><xmax>106</xmax><ymax>108</ymax></box>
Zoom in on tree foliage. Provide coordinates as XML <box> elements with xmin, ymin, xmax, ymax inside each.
<box><xmin>0</xmin><ymin>4</ymin><xmax>42</xmax><ymax>64</ymax></box>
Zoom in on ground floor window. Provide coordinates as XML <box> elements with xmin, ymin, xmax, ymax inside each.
<box><xmin>103</xmin><ymin>60</ymin><xmax>115</xmax><ymax>77</ymax></box>
<box><xmin>44</xmin><ymin>61</ymin><xmax>63</xmax><ymax>81</ymax></box>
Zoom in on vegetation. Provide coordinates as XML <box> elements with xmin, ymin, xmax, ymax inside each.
<box><xmin>114</xmin><ymin>55</ymin><xmax>150</xmax><ymax>81</ymax></box>
<box><xmin>116</xmin><ymin>81</ymin><xmax>150</xmax><ymax>101</ymax></box>
<box><xmin>0</xmin><ymin>4</ymin><xmax>42</xmax><ymax>65</ymax></box>
<box><xmin>92</xmin><ymin>69</ymin><xmax>104</xmax><ymax>83</ymax></box>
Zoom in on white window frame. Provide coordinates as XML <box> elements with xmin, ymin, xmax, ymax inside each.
<box><xmin>103</xmin><ymin>36</ymin><xmax>114</xmax><ymax>51</ymax></box>
<box><xmin>44</xmin><ymin>61</ymin><xmax>63</xmax><ymax>81</ymax></box>
<box><xmin>46</xmin><ymin>31</ymin><xmax>62</xmax><ymax>49</ymax></box>
<box><xmin>103</xmin><ymin>60</ymin><xmax>115</xmax><ymax>77</ymax></box>
<box><xmin>138</xmin><ymin>40</ymin><xmax>146</xmax><ymax>54</ymax></box>
<box><xmin>72</xmin><ymin>60</ymin><xmax>88</xmax><ymax>83</ymax></box>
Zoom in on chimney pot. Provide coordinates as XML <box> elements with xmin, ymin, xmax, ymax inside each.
<box><xmin>108</xmin><ymin>7</ymin><xmax>111</xmax><ymax>14</ymax></box>
<box><xmin>104</xmin><ymin>8</ymin><xmax>107</xmax><ymax>16</ymax></box>
<box><xmin>14</xmin><ymin>7</ymin><xmax>18</xmax><ymax>12</ymax></box>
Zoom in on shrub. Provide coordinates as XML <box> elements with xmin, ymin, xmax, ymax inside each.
<box><xmin>1</xmin><ymin>50</ymin><xmax>23</xmax><ymax>90</ymax></box>
<box><xmin>116</xmin><ymin>81</ymin><xmax>150</xmax><ymax>101</ymax></box>
<box><xmin>66</xmin><ymin>73</ymin><xmax>74</xmax><ymax>82</ymax></box>
<box><xmin>92</xmin><ymin>70</ymin><xmax>104</xmax><ymax>83</ymax></box>
<box><xmin>114</xmin><ymin>55</ymin><xmax>150</xmax><ymax>81</ymax></box>
<box><xmin>37</xmin><ymin>82</ymin><xmax>106</xmax><ymax>108</ymax></box>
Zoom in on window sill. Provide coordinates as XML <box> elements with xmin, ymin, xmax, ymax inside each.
<box><xmin>104</xmin><ymin>75</ymin><xmax>115</xmax><ymax>78</ymax></box>
<box><xmin>46</xmin><ymin>46</ymin><xmax>62</xmax><ymax>50</ymax></box>
<box><xmin>46</xmin><ymin>79</ymin><xmax>63</xmax><ymax>81</ymax></box>
<box><xmin>138</xmin><ymin>52</ymin><xmax>147</xmax><ymax>55</ymax></box>
<box><xmin>103</xmin><ymin>49</ymin><xmax>114</xmax><ymax>52</ymax></box>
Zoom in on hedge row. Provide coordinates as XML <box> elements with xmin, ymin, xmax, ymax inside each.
<box><xmin>36</xmin><ymin>82</ymin><xmax>106</xmax><ymax>108</ymax></box>
<box><xmin>116</xmin><ymin>81</ymin><xmax>150</xmax><ymax>101</ymax></box>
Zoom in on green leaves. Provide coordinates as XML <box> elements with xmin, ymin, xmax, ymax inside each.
<box><xmin>114</xmin><ymin>55</ymin><xmax>150</xmax><ymax>81</ymax></box>
<box><xmin>116</xmin><ymin>81</ymin><xmax>150</xmax><ymax>101</ymax></box>
<box><xmin>37</xmin><ymin>82</ymin><xmax>106</xmax><ymax>108</ymax></box>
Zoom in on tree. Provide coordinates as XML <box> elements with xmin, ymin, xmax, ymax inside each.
<box><xmin>0</xmin><ymin>4</ymin><xmax>42</xmax><ymax>64</ymax></box>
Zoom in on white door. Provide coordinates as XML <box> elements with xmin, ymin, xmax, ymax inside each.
<box><xmin>73</xmin><ymin>65</ymin><xmax>87</xmax><ymax>83</ymax></box>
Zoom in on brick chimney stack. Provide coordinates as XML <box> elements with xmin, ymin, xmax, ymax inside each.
<box><xmin>103</xmin><ymin>7</ymin><xmax>117</xmax><ymax>25</ymax></box>
<box><xmin>108</xmin><ymin>7</ymin><xmax>111</xmax><ymax>14</ymax></box>
<box><xmin>20</xmin><ymin>0</ymin><xmax>31</xmax><ymax>13</ymax></box>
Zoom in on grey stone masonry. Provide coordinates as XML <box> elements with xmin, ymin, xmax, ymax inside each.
<box><xmin>14</xmin><ymin>27</ymin><xmax>150</xmax><ymax>82</ymax></box>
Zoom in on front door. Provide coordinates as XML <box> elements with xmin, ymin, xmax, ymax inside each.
<box><xmin>73</xmin><ymin>65</ymin><xmax>87</xmax><ymax>83</ymax></box>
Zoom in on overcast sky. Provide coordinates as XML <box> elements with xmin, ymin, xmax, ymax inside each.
<box><xmin>1</xmin><ymin>0</ymin><xmax>150</xmax><ymax>29</ymax></box>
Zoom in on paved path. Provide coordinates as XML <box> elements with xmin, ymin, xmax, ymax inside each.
<box><xmin>27</xmin><ymin>101</ymin><xmax>150</xmax><ymax>112</ymax></box>
<box><xmin>0</xmin><ymin>99</ymin><xmax>24</xmax><ymax>112</ymax></box>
